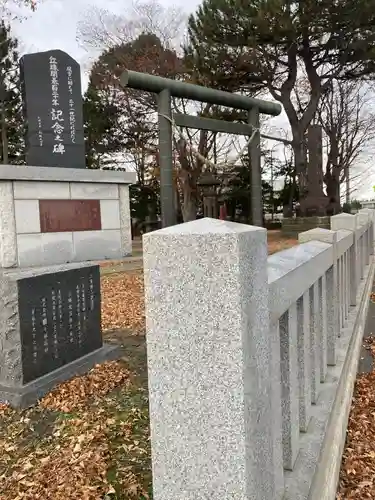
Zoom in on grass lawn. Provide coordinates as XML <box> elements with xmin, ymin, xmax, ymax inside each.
<box><xmin>0</xmin><ymin>232</ymin><xmax>299</xmax><ymax>499</ymax></box>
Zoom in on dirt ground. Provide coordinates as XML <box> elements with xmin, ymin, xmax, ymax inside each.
<box><xmin>337</xmin><ymin>283</ymin><xmax>375</xmax><ymax>499</ymax></box>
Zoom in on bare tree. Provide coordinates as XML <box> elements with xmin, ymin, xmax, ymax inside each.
<box><xmin>77</xmin><ymin>0</ymin><xmax>187</xmax><ymax>57</ymax></box>
<box><xmin>317</xmin><ymin>80</ymin><xmax>375</xmax><ymax>212</ymax></box>
<box><xmin>0</xmin><ymin>0</ymin><xmax>39</xmax><ymax>22</ymax></box>
<box><xmin>78</xmin><ymin>4</ymin><xmax>237</xmax><ymax>222</ymax></box>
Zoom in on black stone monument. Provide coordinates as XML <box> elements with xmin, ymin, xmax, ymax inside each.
<box><xmin>18</xmin><ymin>265</ymin><xmax>102</xmax><ymax>384</ymax></box>
<box><xmin>20</xmin><ymin>49</ymin><xmax>85</xmax><ymax>169</ymax></box>
<box><xmin>0</xmin><ymin>263</ymin><xmax>120</xmax><ymax>407</ymax></box>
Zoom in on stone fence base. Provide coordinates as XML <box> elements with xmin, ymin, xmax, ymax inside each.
<box><xmin>282</xmin><ymin>216</ymin><xmax>331</xmax><ymax>237</ymax></box>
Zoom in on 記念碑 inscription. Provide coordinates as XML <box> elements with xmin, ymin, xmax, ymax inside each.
<box><xmin>18</xmin><ymin>265</ymin><xmax>102</xmax><ymax>384</ymax></box>
<box><xmin>39</xmin><ymin>199</ymin><xmax>102</xmax><ymax>233</ymax></box>
<box><xmin>20</xmin><ymin>49</ymin><xmax>85</xmax><ymax>169</ymax></box>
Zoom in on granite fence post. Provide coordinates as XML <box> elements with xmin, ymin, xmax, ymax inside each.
<box><xmin>369</xmin><ymin>209</ymin><xmax>375</xmax><ymax>251</ymax></box>
<box><xmin>335</xmin><ymin>230</ymin><xmax>351</xmax><ymax>329</ymax></box>
<box><xmin>339</xmin><ymin>252</ymin><xmax>345</xmax><ymax>324</ymax></box>
<box><xmin>368</xmin><ymin>224</ymin><xmax>371</xmax><ymax>260</ymax></box>
<box><xmin>268</xmin><ymin>321</ymin><xmax>285</xmax><ymax>499</ymax></box>
<box><xmin>331</xmin><ymin>213</ymin><xmax>358</xmax><ymax>307</ymax></box>
<box><xmin>358</xmin><ymin>212</ymin><xmax>369</xmax><ymax>266</ymax></box>
<box><xmin>143</xmin><ymin>218</ymin><xmax>284</xmax><ymax>500</ymax></box>
<box><xmin>369</xmin><ymin>209</ymin><xmax>375</xmax><ymax>254</ymax></box>
<box><xmin>296</xmin><ymin>291</ymin><xmax>311</xmax><ymax>433</ymax></box>
<box><xmin>357</xmin><ymin>213</ymin><xmax>368</xmax><ymax>279</ymax></box>
<box><xmin>338</xmin><ymin>252</ymin><xmax>344</xmax><ymax>330</ymax></box>
<box><xmin>360</xmin><ymin>234</ymin><xmax>364</xmax><ymax>278</ymax></box>
<box><xmin>319</xmin><ymin>274</ymin><xmax>328</xmax><ymax>382</ymax></box>
<box><xmin>364</xmin><ymin>208</ymin><xmax>375</xmax><ymax>255</ymax></box>
<box><xmin>309</xmin><ymin>281</ymin><xmax>320</xmax><ymax>403</ymax></box>
<box><xmin>347</xmin><ymin>247</ymin><xmax>351</xmax><ymax>311</ymax></box>
<box><xmin>298</xmin><ymin>229</ymin><xmax>328</xmax><ymax>380</ymax></box>
<box><xmin>366</xmin><ymin>214</ymin><xmax>372</xmax><ymax>259</ymax></box>
<box><xmin>299</xmin><ymin>228</ymin><xmax>338</xmax><ymax>366</ymax></box>
<box><xmin>342</xmin><ymin>252</ymin><xmax>347</xmax><ymax>322</ymax></box>
<box><xmin>344</xmin><ymin>250</ymin><xmax>349</xmax><ymax>320</ymax></box>
<box><xmin>359</xmin><ymin>208</ymin><xmax>374</xmax><ymax>257</ymax></box>
<box><xmin>279</xmin><ymin>303</ymin><xmax>299</xmax><ymax>470</ymax></box>
<box><xmin>360</xmin><ymin>208</ymin><xmax>375</xmax><ymax>245</ymax></box>
<box><xmin>355</xmin><ymin>213</ymin><xmax>362</xmax><ymax>287</ymax></box>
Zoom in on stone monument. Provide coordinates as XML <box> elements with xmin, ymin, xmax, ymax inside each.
<box><xmin>0</xmin><ymin>49</ymin><xmax>136</xmax><ymax>407</ymax></box>
<box><xmin>20</xmin><ymin>49</ymin><xmax>85</xmax><ymax>169</ymax></box>
<box><xmin>0</xmin><ymin>262</ymin><xmax>119</xmax><ymax>407</ymax></box>
<box><xmin>282</xmin><ymin>124</ymin><xmax>330</xmax><ymax>236</ymax></box>
<box><xmin>299</xmin><ymin>124</ymin><xmax>329</xmax><ymax>216</ymax></box>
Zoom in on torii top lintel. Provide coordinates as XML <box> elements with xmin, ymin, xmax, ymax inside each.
<box><xmin>120</xmin><ymin>70</ymin><xmax>282</xmax><ymax>117</ymax></box>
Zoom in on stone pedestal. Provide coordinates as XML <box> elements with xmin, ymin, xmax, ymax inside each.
<box><xmin>282</xmin><ymin>216</ymin><xmax>330</xmax><ymax>237</ymax></box>
<box><xmin>0</xmin><ymin>165</ymin><xmax>136</xmax><ymax>268</ymax></box>
<box><xmin>0</xmin><ymin>166</ymin><xmax>136</xmax><ymax>406</ymax></box>
<box><xmin>0</xmin><ymin>262</ymin><xmax>119</xmax><ymax>407</ymax></box>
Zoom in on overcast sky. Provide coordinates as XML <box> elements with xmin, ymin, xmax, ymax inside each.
<box><xmin>12</xmin><ymin>0</ymin><xmax>197</xmax><ymax>66</ymax></box>
<box><xmin>9</xmin><ymin>0</ymin><xmax>375</xmax><ymax>199</ymax></box>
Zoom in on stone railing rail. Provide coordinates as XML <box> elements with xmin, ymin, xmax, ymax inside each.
<box><xmin>143</xmin><ymin>208</ymin><xmax>375</xmax><ymax>500</ymax></box>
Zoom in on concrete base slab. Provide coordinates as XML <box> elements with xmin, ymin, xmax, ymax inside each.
<box><xmin>0</xmin><ymin>343</ymin><xmax>121</xmax><ymax>408</ymax></box>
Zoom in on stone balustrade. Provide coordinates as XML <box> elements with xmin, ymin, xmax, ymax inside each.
<box><xmin>143</xmin><ymin>209</ymin><xmax>375</xmax><ymax>500</ymax></box>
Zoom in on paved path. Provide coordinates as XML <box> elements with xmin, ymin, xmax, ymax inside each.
<box><xmin>100</xmin><ymin>257</ymin><xmax>143</xmax><ymax>275</ymax></box>
<box><xmin>98</xmin><ymin>239</ymin><xmax>143</xmax><ymax>275</ymax></box>
<box><xmin>358</xmin><ymin>281</ymin><xmax>375</xmax><ymax>374</ymax></box>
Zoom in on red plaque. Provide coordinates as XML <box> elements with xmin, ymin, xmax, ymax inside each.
<box><xmin>39</xmin><ymin>199</ymin><xmax>102</xmax><ymax>233</ymax></box>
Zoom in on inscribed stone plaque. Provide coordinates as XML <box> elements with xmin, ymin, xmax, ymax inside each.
<box><xmin>39</xmin><ymin>199</ymin><xmax>102</xmax><ymax>233</ymax></box>
<box><xmin>20</xmin><ymin>49</ymin><xmax>85</xmax><ymax>169</ymax></box>
<box><xmin>17</xmin><ymin>265</ymin><xmax>102</xmax><ymax>384</ymax></box>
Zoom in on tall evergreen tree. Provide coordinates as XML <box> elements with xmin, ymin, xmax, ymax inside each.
<box><xmin>84</xmin><ymin>32</ymin><xmax>176</xmax><ymax>172</ymax></box>
<box><xmin>83</xmin><ymin>81</ymin><xmax>123</xmax><ymax>169</ymax></box>
<box><xmin>0</xmin><ymin>21</ymin><xmax>24</xmax><ymax>164</ymax></box>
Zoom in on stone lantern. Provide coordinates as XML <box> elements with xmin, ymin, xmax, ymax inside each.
<box><xmin>197</xmin><ymin>172</ymin><xmax>221</xmax><ymax>218</ymax></box>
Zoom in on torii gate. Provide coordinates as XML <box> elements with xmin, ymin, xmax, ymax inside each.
<box><xmin>120</xmin><ymin>70</ymin><xmax>281</xmax><ymax>227</ymax></box>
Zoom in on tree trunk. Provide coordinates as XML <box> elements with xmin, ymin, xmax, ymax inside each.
<box><xmin>288</xmin><ymin>176</ymin><xmax>296</xmax><ymax>215</ymax></box>
<box><xmin>296</xmin><ymin>124</ymin><xmax>329</xmax><ymax>216</ymax></box>
<box><xmin>176</xmin><ymin>138</ymin><xmax>199</xmax><ymax>222</ymax></box>
<box><xmin>292</xmin><ymin>129</ymin><xmax>307</xmax><ymax>201</ymax></box>
<box><xmin>178</xmin><ymin>166</ymin><xmax>198</xmax><ymax>222</ymax></box>
<box><xmin>324</xmin><ymin>133</ymin><xmax>341</xmax><ymax>215</ymax></box>
<box><xmin>181</xmin><ymin>189</ymin><xmax>197</xmax><ymax>221</ymax></box>
<box><xmin>325</xmin><ymin>176</ymin><xmax>341</xmax><ymax>215</ymax></box>
<box><xmin>1</xmin><ymin>99</ymin><xmax>8</xmax><ymax>164</ymax></box>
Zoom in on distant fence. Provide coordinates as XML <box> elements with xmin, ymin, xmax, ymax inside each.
<box><xmin>143</xmin><ymin>208</ymin><xmax>375</xmax><ymax>500</ymax></box>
